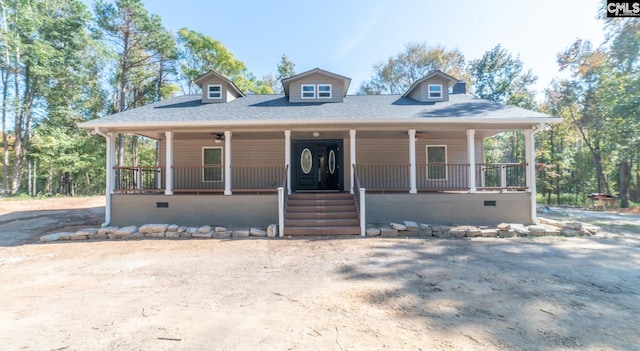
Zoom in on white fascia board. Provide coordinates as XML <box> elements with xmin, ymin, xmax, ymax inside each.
<box><xmin>78</xmin><ymin>116</ymin><xmax>561</xmax><ymax>130</ymax></box>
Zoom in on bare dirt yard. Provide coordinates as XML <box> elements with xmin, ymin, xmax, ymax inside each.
<box><xmin>1</xmin><ymin>197</ymin><xmax>639</xmax><ymax>350</ymax></box>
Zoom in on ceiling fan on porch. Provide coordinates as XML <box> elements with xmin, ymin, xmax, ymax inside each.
<box><xmin>212</xmin><ymin>132</ymin><xmax>224</xmax><ymax>144</ymax></box>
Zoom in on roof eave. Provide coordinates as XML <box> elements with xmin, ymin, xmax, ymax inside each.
<box><xmin>78</xmin><ymin>116</ymin><xmax>562</xmax><ymax>130</ymax></box>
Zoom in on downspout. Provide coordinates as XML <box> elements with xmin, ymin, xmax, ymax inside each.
<box><xmin>94</xmin><ymin>127</ymin><xmax>112</xmax><ymax>227</ymax></box>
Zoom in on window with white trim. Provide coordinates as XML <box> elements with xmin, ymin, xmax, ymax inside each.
<box><xmin>426</xmin><ymin>145</ymin><xmax>447</xmax><ymax>180</ymax></box>
<box><xmin>428</xmin><ymin>84</ymin><xmax>443</xmax><ymax>99</ymax></box>
<box><xmin>317</xmin><ymin>84</ymin><xmax>332</xmax><ymax>98</ymax></box>
<box><xmin>207</xmin><ymin>85</ymin><xmax>222</xmax><ymax>99</ymax></box>
<box><xmin>301</xmin><ymin>84</ymin><xmax>315</xmax><ymax>99</ymax></box>
<box><xmin>203</xmin><ymin>147</ymin><xmax>223</xmax><ymax>182</ymax></box>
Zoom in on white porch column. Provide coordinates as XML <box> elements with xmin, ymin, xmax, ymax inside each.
<box><xmin>408</xmin><ymin>129</ymin><xmax>417</xmax><ymax>194</ymax></box>
<box><xmin>284</xmin><ymin>130</ymin><xmax>291</xmax><ymax>194</ymax></box>
<box><xmin>106</xmin><ymin>133</ymin><xmax>116</xmax><ymax>195</ymax></box>
<box><xmin>224</xmin><ymin>131</ymin><xmax>232</xmax><ymax>195</ymax></box>
<box><xmin>467</xmin><ymin>129</ymin><xmax>477</xmax><ymax>193</ymax></box>
<box><xmin>349</xmin><ymin>129</ymin><xmax>356</xmax><ymax>194</ymax></box>
<box><xmin>524</xmin><ymin>128</ymin><xmax>536</xmax><ymax>222</ymax></box>
<box><xmin>164</xmin><ymin>131</ymin><xmax>174</xmax><ymax>195</ymax></box>
<box><xmin>103</xmin><ymin>132</ymin><xmax>116</xmax><ymax>227</ymax></box>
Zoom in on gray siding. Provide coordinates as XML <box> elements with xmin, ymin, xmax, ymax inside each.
<box><xmin>160</xmin><ymin>138</ymin><xmax>284</xmax><ymax>166</ymax></box>
<box><xmin>418</xmin><ymin>139</ymin><xmax>466</xmax><ymax>164</ymax></box>
<box><xmin>158</xmin><ymin>136</ymin><xmax>479</xmax><ymax>192</ymax></box>
<box><xmin>288</xmin><ymin>73</ymin><xmax>345</xmax><ymax>103</ymax></box>
<box><xmin>408</xmin><ymin>77</ymin><xmax>450</xmax><ymax>102</ymax></box>
<box><xmin>357</xmin><ymin>138</ymin><xmax>410</xmax><ymax>164</ymax></box>
<box><xmin>200</xmin><ymin>77</ymin><xmax>239</xmax><ymax>103</ymax></box>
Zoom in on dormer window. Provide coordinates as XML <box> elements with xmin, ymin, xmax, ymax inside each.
<box><xmin>318</xmin><ymin>84</ymin><xmax>332</xmax><ymax>98</ymax></box>
<box><xmin>301</xmin><ymin>84</ymin><xmax>315</xmax><ymax>99</ymax></box>
<box><xmin>208</xmin><ymin>85</ymin><xmax>222</xmax><ymax>99</ymax></box>
<box><xmin>428</xmin><ymin>84</ymin><xmax>443</xmax><ymax>99</ymax></box>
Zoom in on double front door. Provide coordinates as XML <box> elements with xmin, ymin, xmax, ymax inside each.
<box><xmin>293</xmin><ymin>140</ymin><xmax>343</xmax><ymax>191</ymax></box>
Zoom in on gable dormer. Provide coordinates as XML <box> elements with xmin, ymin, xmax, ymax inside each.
<box><xmin>281</xmin><ymin>68</ymin><xmax>351</xmax><ymax>103</ymax></box>
<box><xmin>403</xmin><ymin>70</ymin><xmax>459</xmax><ymax>102</ymax></box>
<box><xmin>193</xmin><ymin>70</ymin><xmax>245</xmax><ymax>103</ymax></box>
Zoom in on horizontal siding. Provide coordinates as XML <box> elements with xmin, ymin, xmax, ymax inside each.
<box><xmin>160</xmin><ymin>138</ymin><xmax>283</xmax><ymax>166</ymax></box>
<box><xmin>289</xmin><ymin>73</ymin><xmax>344</xmax><ymax>103</ymax></box>
<box><xmin>156</xmin><ymin>136</ymin><xmax>480</xmax><ymax>192</ymax></box>
<box><xmin>409</xmin><ymin>77</ymin><xmax>450</xmax><ymax>102</ymax></box>
<box><xmin>160</xmin><ymin>137</ymin><xmax>479</xmax><ymax>167</ymax></box>
<box><xmin>418</xmin><ymin>139</ymin><xmax>466</xmax><ymax>164</ymax></box>
<box><xmin>200</xmin><ymin>77</ymin><xmax>238</xmax><ymax>103</ymax></box>
<box><xmin>357</xmin><ymin>139</ymin><xmax>410</xmax><ymax>164</ymax></box>
<box><xmin>233</xmin><ymin>140</ymin><xmax>284</xmax><ymax>165</ymax></box>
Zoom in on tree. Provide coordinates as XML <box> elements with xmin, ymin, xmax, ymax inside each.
<box><xmin>176</xmin><ymin>27</ymin><xmax>271</xmax><ymax>94</ymax></box>
<box><xmin>0</xmin><ymin>0</ymin><xmax>100</xmax><ymax>194</ymax></box>
<box><xmin>358</xmin><ymin>42</ymin><xmax>468</xmax><ymax>94</ymax></box>
<box><xmin>556</xmin><ymin>39</ymin><xmax>612</xmax><ymax>195</ymax></box>
<box><xmin>94</xmin><ymin>0</ymin><xmax>177</xmax><ymax>167</ymax></box>
<box><xmin>264</xmin><ymin>54</ymin><xmax>296</xmax><ymax>94</ymax></box>
<box><xmin>469</xmin><ymin>44</ymin><xmax>537</xmax><ymax>109</ymax></box>
<box><xmin>469</xmin><ymin>45</ymin><xmax>538</xmax><ymax>164</ymax></box>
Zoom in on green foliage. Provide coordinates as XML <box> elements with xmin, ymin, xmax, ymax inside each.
<box><xmin>263</xmin><ymin>54</ymin><xmax>297</xmax><ymax>94</ymax></box>
<box><xmin>469</xmin><ymin>44</ymin><xmax>537</xmax><ymax>108</ymax></box>
<box><xmin>536</xmin><ymin>193</ymin><xmax>587</xmax><ymax>207</ymax></box>
<box><xmin>277</xmin><ymin>54</ymin><xmax>296</xmax><ymax>80</ymax></box>
<box><xmin>358</xmin><ymin>42</ymin><xmax>468</xmax><ymax>94</ymax></box>
<box><xmin>176</xmin><ymin>27</ymin><xmax>272</xmax><ymax>94</ymax></box>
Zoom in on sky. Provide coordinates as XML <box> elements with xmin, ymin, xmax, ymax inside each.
<box><xmin>128</xmin><ymin>0</ymin><xmax>606</xmax><ymax>98</ymax></box>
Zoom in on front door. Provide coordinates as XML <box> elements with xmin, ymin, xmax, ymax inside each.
<box><xmin>293</xmin><ymin>140</ymin><xmax>343</xmax><ymax>191</ymax></box>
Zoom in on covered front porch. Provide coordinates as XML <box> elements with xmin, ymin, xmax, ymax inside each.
<box><xmin>107</xmin><ymin>127</ymin><xmax>537</xmax><ymax>195</ymax></box>
<box><xmin>100</xmin><ymin>124</ymin><xmax>541</xmax><ymax>233</ymax></box>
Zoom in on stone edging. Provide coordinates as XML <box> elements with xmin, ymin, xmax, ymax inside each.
<box><xmin>39</xmin><ymin>217</ymin><xmax>599</xmax><ymax>243</ymax></box>
<box><xmin>363</xmin><ymin>218</ymin><xmax>600</xmax><ymax>238</ymax></box>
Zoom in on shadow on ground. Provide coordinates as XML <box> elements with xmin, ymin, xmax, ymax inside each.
<box><xmin>336</xmin><ymin>237</ymin><xmax>640</xmax><ymax>350</ymax></box>
<box><xmin>0</xmin><ymin>207</ymin><xmax>104</xmax><ymax>247</ymax></box>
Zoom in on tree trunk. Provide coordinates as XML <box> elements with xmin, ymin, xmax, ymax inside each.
<box><xmin>131</xmin><ymin>135</ymin><xmax>138</xmax><ymax>167</ymax></box>
<box><xmin>567</xmin><ymin>107</ymin><xmax>610</xmax><ymax>195</ymax></box>
<box><xmin>45</xmin><ymin>168</ymin><xmax>52</xmax><ymax>195</ymax></box>
<box><xmin>633</xmin><ymin>171</ymin><xmax>640</xmax><ymax>203</ymax></box>
<box><xmin>0</xmin><ymin>0</ymin><xmax>10</xmax><ymax>194</ymax></box>
<box><xmin>117</xmin><ymin>133</ymin><xmax>124</xmax><ymax>167</ymax></box>
<box><xmin>619</xmin><ymin>160</ymin><xmax>631</xmax><ymax>208</ymax></box>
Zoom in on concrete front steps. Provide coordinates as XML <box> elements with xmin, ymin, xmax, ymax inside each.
<box><xmin>283</xmin><ymin>193</ymin><xmax>360</xmax><ymax>236</ymax></box>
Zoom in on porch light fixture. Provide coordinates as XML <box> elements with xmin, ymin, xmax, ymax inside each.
<box><xmin>313</xmin><ymin>132</ymin><xmax>320</xmax><ymax>137</ymax></box>
<box><xmin>213</xmin><ymin>133</ymin><xmax>224</xmax><ymax>144</ymax></box>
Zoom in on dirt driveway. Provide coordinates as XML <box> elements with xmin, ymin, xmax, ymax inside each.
<box><xmin>1</xmin><ymin>198</ymin><xmax>639</xmax><ymax>350</ymax></box>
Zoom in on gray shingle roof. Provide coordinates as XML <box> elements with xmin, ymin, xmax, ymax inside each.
<box><xmin>79</xmin><ymin>93</ymin><xmax>558</xmax><ymax>128</ymax></box>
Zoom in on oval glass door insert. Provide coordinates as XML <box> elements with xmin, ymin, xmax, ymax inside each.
<box><xmin>328</xmin><ymin>150</ymin><xmax>336</xmax><ymax>174</ymax></box>
<box><xmin>300</xmin><ymin>148</ymin><xmax>312</xmax><ymax>174</ymax></box>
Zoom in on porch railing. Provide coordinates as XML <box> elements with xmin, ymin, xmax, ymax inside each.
<box><xmin>114</xmin><ymin>165</ymin><xmax>286</xmax><ymax>193</ymax></box>
<box><xmin>476</xmin><ymin>163</ymin><xmax>526</xmax><ymax>191</ymax></box>
<box><xmin>355</xmin><ymin>163</ymin><xmax>527</xmax><ymax>192</ymax></box>
<box><xmin>417</xmin><ymin>163</ymin><xmax>469</xmax><ymax>191</ymax></box>
<box><xmin>114</xmin><ymin>166</ymin><xmax>165</xmax><ymax>193</ymax></box>
<box><xmin>356</xmin><ymin>164</ymin><xmax>410</xmax><ymax>191</ymax></box>
<box><xmin>173</xmin><ymin>165</ymin><xmax>225</xmax><ymax>192</ymax></box>
<box><xmin>232</xmin><ymin>165</ymin><xmax>286</xmax><ymax>191</ymax></box>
